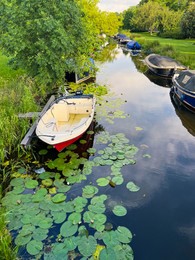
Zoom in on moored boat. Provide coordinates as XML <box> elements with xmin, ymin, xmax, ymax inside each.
<box><xmin>171</xmin><ymin>70</ymin><xmax>195</xmax><ymax>113</ymax></box>
<box><xmin>36</xmin><ymin>92</ymin><xmax>96</xmax><ymax>151</ymax></box>
<box><xmin>126</xmin><ymin>40</ymin><xmax>141</xmax><ymax>51</ymax></box>
<box><xmin>145</xmin><ymin>54</ymin><xmax>186</xmax><ymax>78</ymax></box>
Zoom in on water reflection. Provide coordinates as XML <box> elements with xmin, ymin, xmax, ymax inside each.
<box><xmin>170</xmin><ymin>92</ymin><xmax>195</xmax><ymax>137</ymax></box>
<box><xmin>144</xmin><ymin>69</ymin><xmax>173</xmax><ymax>88</ymax></box>
<box><xmin>96</xmin><ymin>46</ymin><xmax>195</xmax><ymax>260</ymax></box>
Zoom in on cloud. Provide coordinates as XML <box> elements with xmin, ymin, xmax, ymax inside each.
<box><xmin>98</xmin><ymin>0</ymin><xmax>140</xmax><ymax>12</ymax></box>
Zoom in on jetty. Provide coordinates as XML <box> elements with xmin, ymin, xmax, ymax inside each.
<box><xmin>19</xmin><ymin>95</ymin><xmax>55</xmax><ymax>147</ymax></box>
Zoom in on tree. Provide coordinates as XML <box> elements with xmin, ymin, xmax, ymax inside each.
<box><xmin>131</xmin><ymin>2</ymin><xmax>165</xmax><ymax>33</ymax></box>
<box><xmin>0</xmin><ymin>0</ymin><xmax>96</xmax><ymax>86</ymax></box>
<box><xmin>122</xmin><ymin>7</ymin><xmax>137</xmax><ymax>30</ymax></box>
<box><xmin>181</xmin><ymin>2</ymin><xmax>195</xmax><ymax>38</ymax></box>
<box><xmin>131</xmin><ymin>1</ymin><xmax>183</xmax><ymax>34</ymax></box>
<box><xmin>139</xmin><ymin>0</ymin><xmax>190</xmax><ymax>11</ymax></box>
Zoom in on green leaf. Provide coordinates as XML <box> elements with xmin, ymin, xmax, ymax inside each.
<box><xmin>115</xmin><ymin>226</ymin><xmax>133</xmax><ymax>243</ymax></box>
<box><xmin>68</xmin><ymin>212</ymin><xmax>81</xmax><ymax>225</ymax></box>
<box><xmin>96</xmin><ymin>178</ymin><xmax>109</xmax><ymax>187</ymax></box>
<box><xmin>60</xmin><ymin>221</ymin><xmax>78</xmax><ymax>238</ymax></box>
<box><xmin>32</xmin><ymin>228</ymin><xmax>48</xmax><ymax>241</ymax></box>
<box><xmin>77</xmin><ymin>236</ymin><xmax>97</xmax><ymax>257</ymax></box>
<box><xmin>126</xmin><ymin>181</ymin><xmax>140</xmax><ymax>192</ymax></box>
<box><xmin>100</xmin><ymin>248</ymin><xmax>117</xmax><ymax>259</ymax></box>
<box><xmin>38</xmin><ymin>218</ymin><xmax>53</xmax><ymax>229</ymax></box>
<box><xmin>112</xmin><ymin>205</ymin><xmax>127</xmax><ymax>217</ymax></box>
<box><xmin>51</xmin><ymin>211</ymin><xmax>66</xmax><ymax>224</ymax></box>
<box><xmin>112</xmin><ymin>176</ymin><xmax>124</xmax><ymax>185</ymax></box>
<box><xmin>39</xmin><ymin>149</ymin><xmax>48</xmax><ymax>155</ymax></box>
<box><xmin>15</xmin><ymin>233</ymin><xmax>32</xmax><ymax>246</ymax></box>
<box><xmin>82</xmin><ymin>185</ymin><xmax>98</xmax><ymax>198</ymax></box>
<box><xmin>26</xmin><ymin>240</ymin><xmax>43</xmax><ymax>255</ymax></box>
<box><xmin>10</xmin><ymin>178</ymin><xmax>24</xmax><ymax>187</ymax></box>
<box><xmin>25</xmin><ymin>179</ymin><xmax>38</xmax><ymax>189</ymax></box>
<box><xmin>51</xmin><ymin>193</ymin><xmax>66</xmax><ymax>203</ymax></box>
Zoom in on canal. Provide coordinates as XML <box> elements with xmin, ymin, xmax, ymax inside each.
<box><xmin>95</xmin><ymin>45</ymin><xmax>195</xmax><ymax>260</ymax></box>
<box><xmin>4</xmin><ymin>43</ymin><xmax>195</xmax><ymax>260</ymax></box>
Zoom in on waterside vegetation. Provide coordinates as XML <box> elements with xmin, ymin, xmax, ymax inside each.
<box><xmin>0</xmin><ymin>0</ymin><xmax>194</xmax><ymax>259</ymax></box>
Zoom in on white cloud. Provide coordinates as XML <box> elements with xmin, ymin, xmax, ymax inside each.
<box><xmin>98</xmin><ymin>0</ymin><xmax>140</xmax><ymax>12</ymax></box>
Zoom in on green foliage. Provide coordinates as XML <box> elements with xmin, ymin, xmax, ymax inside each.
<box><xmin>134</xmin><ymin>32</ymin><xmax>195</xmax><ymax>68</ymax></box>
<box><xmin>0</xmin><ymin>206</ymin><xmax>18</xmax><ymax>259</ymax></box>
<box><xmin>0</xmin><ymin>0</ymin><xmax>93</xmax><ymax>86</ymax></box>
<box><xmin>0</xmin><ymin>78</ymin><xmax>40</xmax><ymax>164</ymax></box>
<box><xmin>139</xmin><ymin>0</ymin><xmax>190</xmax><ymax>11</ymax></box>
<box><xmin>130</xmin><ymin>1</ymin><xmax>182</xmax><ymax>34</ymax></box>
<box><xmin>181</xmin><ymin>3</ymin><xmax>195</xmax><ymax>38</ymax></box>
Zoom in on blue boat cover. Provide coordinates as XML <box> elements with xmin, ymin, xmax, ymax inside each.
<box><xmin>176</xmin><ymin>70</ymin><xmax>195</xmax><ymax>92</ymax></box>
<box><xmin>117</xmin><ymin>33</ymin><xmax>127</xmax><ymax>39</ymax></box>
<box><xmin>126</xmin><ymin>41</ymin><xmax>141</xmax><ymax>50</ymax></box>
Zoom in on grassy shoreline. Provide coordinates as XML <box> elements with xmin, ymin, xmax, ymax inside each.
<box><xmin>122</xmin><ymin>31</ymin><xmax>195</xmax><ymax>69</ymax></box>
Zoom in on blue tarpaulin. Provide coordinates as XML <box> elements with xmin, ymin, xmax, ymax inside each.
<box><xmin>126</xmin><ymin>41</ymin><xmax>141</xmax><ymax>50</ymax></box>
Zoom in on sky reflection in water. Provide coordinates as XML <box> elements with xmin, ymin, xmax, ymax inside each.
<box><xmin>95</xmin><ymin>47</ymin><xmax>195</xmax><ymax>260</ymax></box>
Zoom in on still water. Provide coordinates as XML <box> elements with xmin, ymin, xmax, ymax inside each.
<box><xmin>95</xmin><ymin>46</ymin><xmax>195</xmax><ymax>260</ymax></box>
<box><xmin>12</xmin><ymin>44</ymin><xmax>195</xmax><ymax>260</ymax></box>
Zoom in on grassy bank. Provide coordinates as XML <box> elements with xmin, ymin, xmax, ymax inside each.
<box><xmin>124</xmin><ymin>31</ymin><xmax>195</xmax><ymax>69</ymax></box>
<box><xmin>0</xmin><ymin>53</ymin><xmax>41</xmax><ymax>259</ymax></box>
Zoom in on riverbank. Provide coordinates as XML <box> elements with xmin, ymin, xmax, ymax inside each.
<box><xmin>123</xmin><ymin>31</ymin><xmax>195</xmax><ymax>69</ymax></box>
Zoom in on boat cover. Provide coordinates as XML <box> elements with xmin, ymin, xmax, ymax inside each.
<box><xmin>126</xmin><ymin>41</ymin><xmax>141</xmax><ymax>50</ymax></box>
<box><xmin>148</xmin><ymin>54</ymin><xmax>183</xmax><ymax>68</ymax></box>
<box><xmin>117</xmin><ymin>33</ymin><xmax>127</xmax><ymax>39</ymax></box>
<box><xmin>175</xmin><ymin>70</ymin><xmax>195</xmax><ymax>92</ymax></box>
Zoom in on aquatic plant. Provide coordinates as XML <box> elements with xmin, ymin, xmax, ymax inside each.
<box><xmin>0</xmin><ymin>128</ymin><xmax>149</xmax><ymax>259</ymax></box>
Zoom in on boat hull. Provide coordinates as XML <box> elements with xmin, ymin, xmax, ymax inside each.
<box><xmin>53</xmin><ymin>133</ymin><xmax>84</xmax><ymax>152</ymax></box>
<box><xmin>147</xmin><ymin>66</ymin><xmax>175</xmax><ymax>78</ymax></box>
<box><xmin>171</xmin><ymin>85</ymin><xmax>195</xmax><ymax>113</ymax></box>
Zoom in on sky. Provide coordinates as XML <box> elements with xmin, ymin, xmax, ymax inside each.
<box><xmin>98</xmin><ymin>0</ymin><xmax>141</xmax><ymax>13</ymax></box>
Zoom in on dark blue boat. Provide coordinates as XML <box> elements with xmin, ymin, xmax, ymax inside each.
<box><xmin>171</xmin><ymin>70</ymin><xmax>195</xmax><ymax>113</ymax></box>
<box><xmin>126</xmin><ymin>40</ymin><xmax>141</xmax><ymax>51</ymax></box>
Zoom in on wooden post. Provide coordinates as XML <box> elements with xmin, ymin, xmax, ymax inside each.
<box><xmin>20</xmin><ymin>95</ymin><xmax>55</xmax><ymax>147</ymax></box>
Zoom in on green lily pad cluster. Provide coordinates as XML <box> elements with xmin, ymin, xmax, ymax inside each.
<box><xmin>92</xmin><ymin>132</ymin><xmax>140</xmax><ymax>190</ymax></box>
<box><xmin>2</xmin><ymin>130</ymin><xmax>141</xmax><ymax>258</ymax></box>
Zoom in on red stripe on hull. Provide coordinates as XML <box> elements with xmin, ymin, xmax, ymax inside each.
<box><xmin>53</xmin><ymin>134</ymin><xmax>83</xmax><ymax>152</ymax></box>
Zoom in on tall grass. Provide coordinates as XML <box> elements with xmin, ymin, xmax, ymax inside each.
<box><xmin>0</xmin><ymin>206</ymin><xmax>19</xmax><ymax>260</ymax></box>
<box><xmin>0</xmin><ymin>78</ymin><xmax>40</xmax><ymax>163</ymax></box>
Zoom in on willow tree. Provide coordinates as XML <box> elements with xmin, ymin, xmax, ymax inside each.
<box><xmin>0</xmin><ymin>0</ymin><xmax>94</xmax><ymax>86</ymax></box>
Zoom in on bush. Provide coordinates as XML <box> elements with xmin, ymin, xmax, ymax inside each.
<box><xmin>158</xmin><ymin>29</ymin><xmax>184</xmax><ymax>39</ymax></box>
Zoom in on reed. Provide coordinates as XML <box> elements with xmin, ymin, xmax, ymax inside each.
<box><xmin>0</xmin><ymin>205</ymin><xmax>19</xmax><ymax>260</ymax></box>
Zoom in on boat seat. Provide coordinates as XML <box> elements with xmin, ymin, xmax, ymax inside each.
<box><xmin>51</xmin><ymin>103</ymin><xmax>70</xmax><ymax>122</ymax></box>
<box><xmin>68</xmin><ymin>102</ymin><xmax>92</xmax><ymax>115</ymax></box>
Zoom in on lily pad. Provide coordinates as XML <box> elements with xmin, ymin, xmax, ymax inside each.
<box><xmin>25</xmin><ymin>179</ymin><xmax>38</xmax><ymax>189</ymax></box>
<box><xmin>26</xmin><ymin>240</ymin><xmax>43</xmax><ymax>255</ymax></box>
<box><xmin>96</xmin><ymin>178</ymin><xmax>110</xmax><ymax>187</ymax></box>
<box><xmin>51</xmin><ymin>193</ymin><xmax>66</xmax><ymax>203</ymax></box>
<box><xmin>42</xmin><ymin>179</ymin><xmax>53</xmax><ymax>187</ymax></box>
<box><xmin>115</xmin><ymin>226</ymin><xmax>133</xmax><ymax>243</ymax></box>
<box><xmin>77</xmin><ymin>235</ymin><xmax>97</xmax><ymax>257</ymax></box>
<box><xmin>112</xmin><ymin>176</ymin><xmax>124</xmax><ymax>185</ymax></box>
<box><xmin>99</xmin><ymin>248</ymin><xmax>116</xmax><ymax>259</ymax></box>
<box><xmin>82</xmin><ymin>185</ymin><xmax>98</xmax><ymax>198</ymax></box>
<box><xmin>68</xmin><ymin>212</ymin><xmax>81</xmax><ymax>225</ymax></box>
<box><xmin>126</xmin><ymin>181</ymin><xmax>140</xmax><ymax>192</ymax></box>
<box><xmin>60</xmin><ymin>221</ymin><xmax>78</xmax><ymax>238</ymax></box>
<box><xmin>112</xmin><ymin>205</ymin><xmax>127</xmax><ymax>217</ymax></box>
